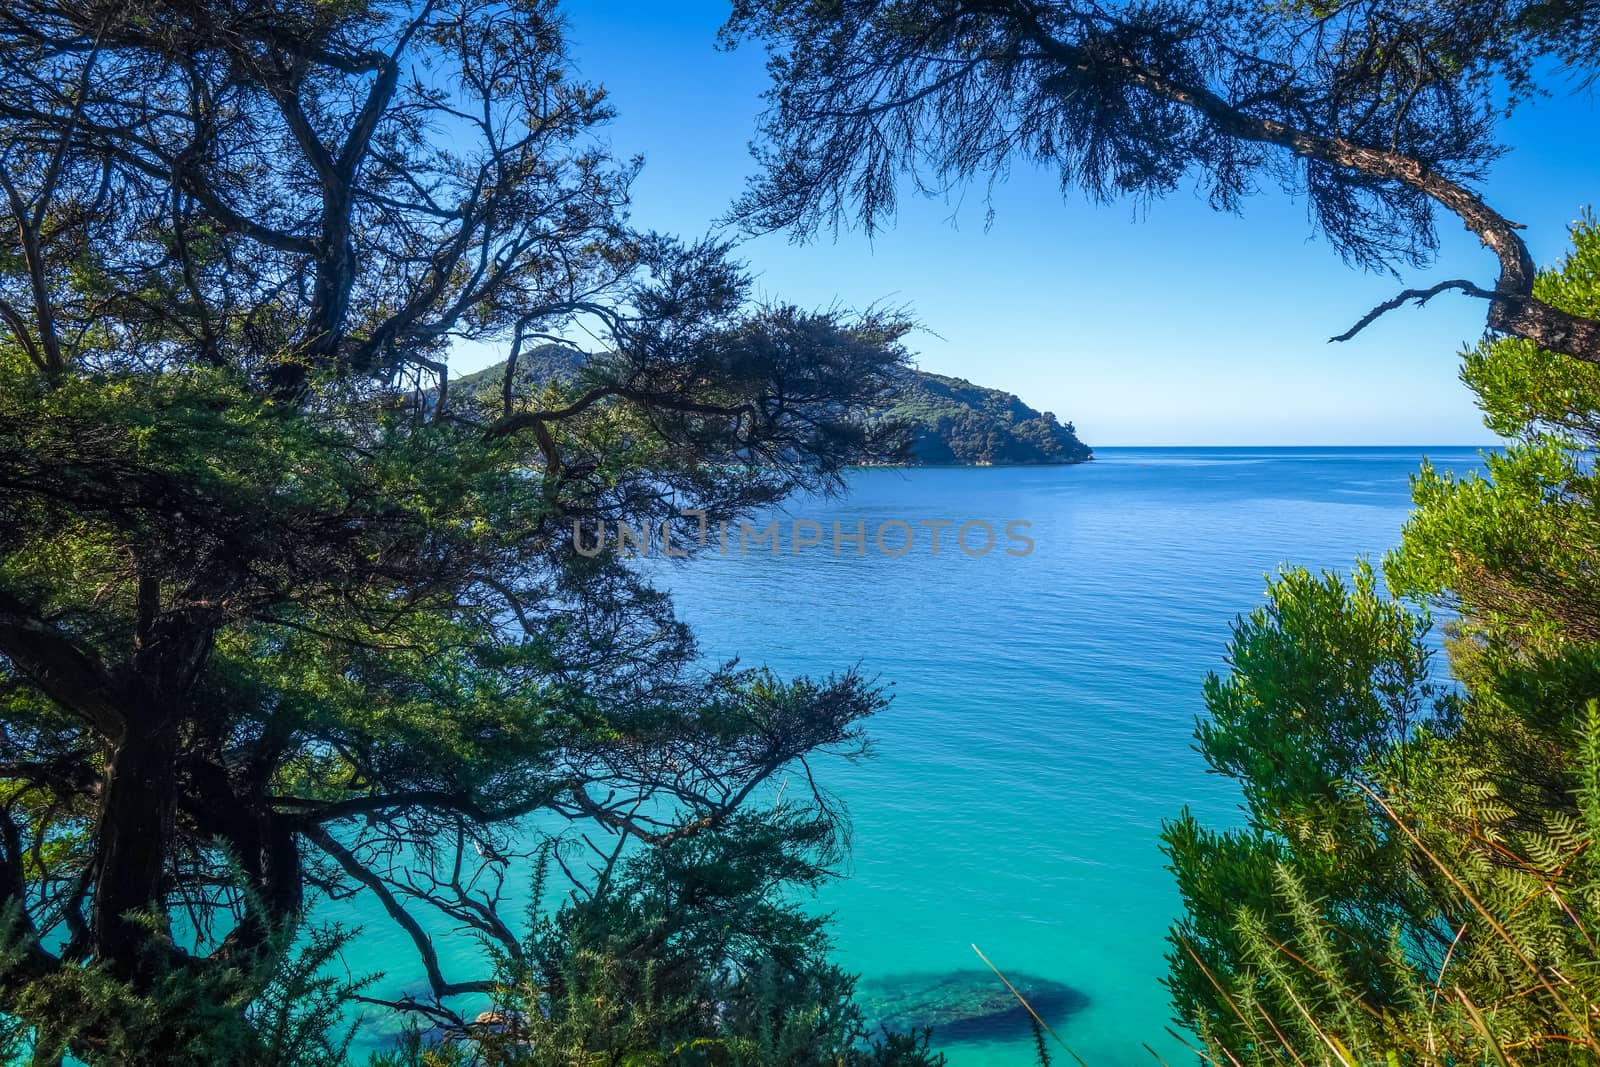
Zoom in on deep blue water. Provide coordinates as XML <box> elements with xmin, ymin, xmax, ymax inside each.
<box><xmin>342</xmin><ymin>446</ymin><xmax>1490</xmax><ymax>1064</ymax></box>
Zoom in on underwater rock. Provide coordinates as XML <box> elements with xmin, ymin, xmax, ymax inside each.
<box><xmin>471</xmin><ymin>1009</ymin><xmax>527</xmax><ymax>1035</ymax></box>
<box><xmin>857</xmin><ymin>969</ymin><xmax>1089</xmax><ymax>1044</ymax></box>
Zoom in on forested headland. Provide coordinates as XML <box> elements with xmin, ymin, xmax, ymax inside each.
<box><xmin>456</xmin><ymin>346</ymin><xmax>1093</xmax><ymax>466</ymax></box>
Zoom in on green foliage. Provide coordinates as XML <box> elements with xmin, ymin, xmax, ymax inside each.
<box><xmin>877</xmin><ymin>370</ymin><xmax>1090</xmax><ymax>466</ymax></box>
<box><xmin>0</xmin><ymin>910</ymin><xmax>368</xmax><ymax>1067</ymax></box>
<box><xmin>1197</xmin><ymin>563</ymin><xmax>1444</xmax><ymax>835</ymax></box>
<box><xmin>371</xmin><ymin>827</ymin><xmax>944</xmax><ymax>1067</ymax></box>
<box><xmin>1164</xmin><ymin>218</ymin><xmax>1600</xmax><ymax>1063</ymax></box>
<box><xmin>0</xmin><ymin>2</ymin><xmax>923</xmax><ymax>1063</ymax></box>
<box><xmin>1389</xmin><ymin>216</ymin><xmax>1600</xmax><ymax>655</ymax></box>
<box><xmin>1164</xmin><ymin>564</ymin><xmax>1452</xmax><ymax>1054</ymax></box>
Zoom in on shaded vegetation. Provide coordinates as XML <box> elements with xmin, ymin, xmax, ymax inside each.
<box><xmin>881</xmin><ymin>370</ymin><xmax>1090</xmax><ymax>466</ymax></box>
<box><xmin>0</xmin><ymin>1</ymin><xmax>937</xmax><ymax>1063</ymax></box>
<box><xmin>370</xmin><ymin>830</ymin><xmax>947</xmax><ymax>1067</ymax></box>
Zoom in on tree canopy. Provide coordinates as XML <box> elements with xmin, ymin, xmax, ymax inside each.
<box><xmin>724</xmin><ymin>0</ymin><xmax>1600</xmax><ymax>361</ymax></box>
<box><xmin>0</xmin><ymin>1</ymin><xmax>930</xmax><ymax>1062</ymax></box>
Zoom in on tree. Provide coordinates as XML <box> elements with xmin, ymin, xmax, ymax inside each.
<box><xmin>722</xmin><ymin>0</ymin><xmax>1600</xmax><ymax>361</ymax></box>
<box><xmin>1162</xmin><ymin>219</ymin><xmax>1600</xmax><ymax>1063</ymax></box>
<box><xmin>373</xmin><ymin>819</ymin><xmax>947</xmax><ymax>1066</ymax></box>
<box><xmin>1162</xmin><ymin>564</ymin><xmax>1455</xmax><ymax>1054</ymax></box>
<box><xmin>0</xmin><ymin>1</ymin><xmax>918</xmax><ymax>1061</ymax></box>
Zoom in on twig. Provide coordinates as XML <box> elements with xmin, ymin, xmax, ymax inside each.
<box><xmin>971</xmin><ymin>943</ymin><xmax>1089</xmax><ymax>1067</ymax></box>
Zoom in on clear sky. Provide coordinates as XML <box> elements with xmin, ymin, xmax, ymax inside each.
<box><xmin>455</xmin><ymin>1</ymin><xmax>1600</xmax><ymax>446</ymax></box>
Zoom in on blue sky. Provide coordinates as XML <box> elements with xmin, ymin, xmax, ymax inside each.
<box><xmin>456</xmin><ymin>1</ymin><xmax>1600</xmax><ymax>446</ymax></box>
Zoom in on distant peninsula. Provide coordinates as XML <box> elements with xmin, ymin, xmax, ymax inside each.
<box><xmin>455</xmin><ymin>346</ymin><xmax>1092</xmax><ymax>466</ymax></box>
<box><xmin>878</xmin><ymin>368</ymin><xmax>1091</xmax><ymax>465</ymax></box>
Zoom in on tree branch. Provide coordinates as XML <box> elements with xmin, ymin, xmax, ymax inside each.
<box><xmin>1330</xmin><ymin>279</ymin><xmax>1499</xmax><ymax>342</ymax></box>
<box><xmin>303</xmin><ymin>824</ymin><xmax>492</xmax><ymax>1000</ymax></box>
<box><xmin>1026</xmin><ymin>22</ymin><xmax>1600</xmax><ymax>361</ymax></box>
<box><xmin>0</xmin><ymin>589</ymin><xmax>124</xmax><ymax>738</ymax></box>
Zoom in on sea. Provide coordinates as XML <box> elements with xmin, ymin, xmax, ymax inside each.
<box><xmin>344</xmin><ymin>446</ymin><xmax>1492</xmax><ymax>1066</ymax></box>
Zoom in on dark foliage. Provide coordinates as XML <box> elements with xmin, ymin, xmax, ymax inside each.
<box><xmin>725</xmin><ymin>0</ymin><xmax>1600</xmax><ymax>361</ymax></box>
<box><xmin>0</xmin><ymin>1</ymin><xmax>926</xmax><ymax>1061</ymax></box>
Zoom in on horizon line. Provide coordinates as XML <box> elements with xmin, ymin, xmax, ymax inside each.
<box><xmin>1090</xmin><ymin>442</ymin><xmax>1501</xmax><ymax>449</ymax></box>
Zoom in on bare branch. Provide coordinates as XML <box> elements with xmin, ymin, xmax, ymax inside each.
<box><xmin>1330</xmin><ymin>279</ymin><xmax>1498</xmax><ymax>342</ymax></box>
<box><xmin>304</xmin><ymin>824</ymin><xmax>493</xmax><ymax>1001</ymax></box>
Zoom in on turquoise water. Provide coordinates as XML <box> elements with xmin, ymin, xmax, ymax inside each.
<box><xmin>648</xmin><ymin>446</ymin><xmax>1488</xmax><ymax>1066</ymax></box>
<box><xmin>342</xmin><ymin>446</ymin><xmax>1490</xmax><ymax>1064</ymax></box>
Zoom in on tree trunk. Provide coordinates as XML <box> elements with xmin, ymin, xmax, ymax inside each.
<box><xmin>90</xmin><ymin>725</ymin><xmax>179</xmax><ymax>980</ymax></box>
<box><xmin>183</xmin><ymin>752</ymin><xmax>306</xmax><ymax>961</ymax></box>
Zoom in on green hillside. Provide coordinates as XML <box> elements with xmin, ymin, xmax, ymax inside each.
<box><xmin>883</xmin><ymin>368</ymin><xmax>1091</xmax><ymax>465</ymax></box>
<box><xmin>455</xmin><ymin>345</ymin><xmax>1091</xmax><ymax>465</ymax></box>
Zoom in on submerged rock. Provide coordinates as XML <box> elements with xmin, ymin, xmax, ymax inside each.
<box><xmin>858</xmin><ymin>969</ymin><xmax>1088</xmax><ymax>1044</ymax></box>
